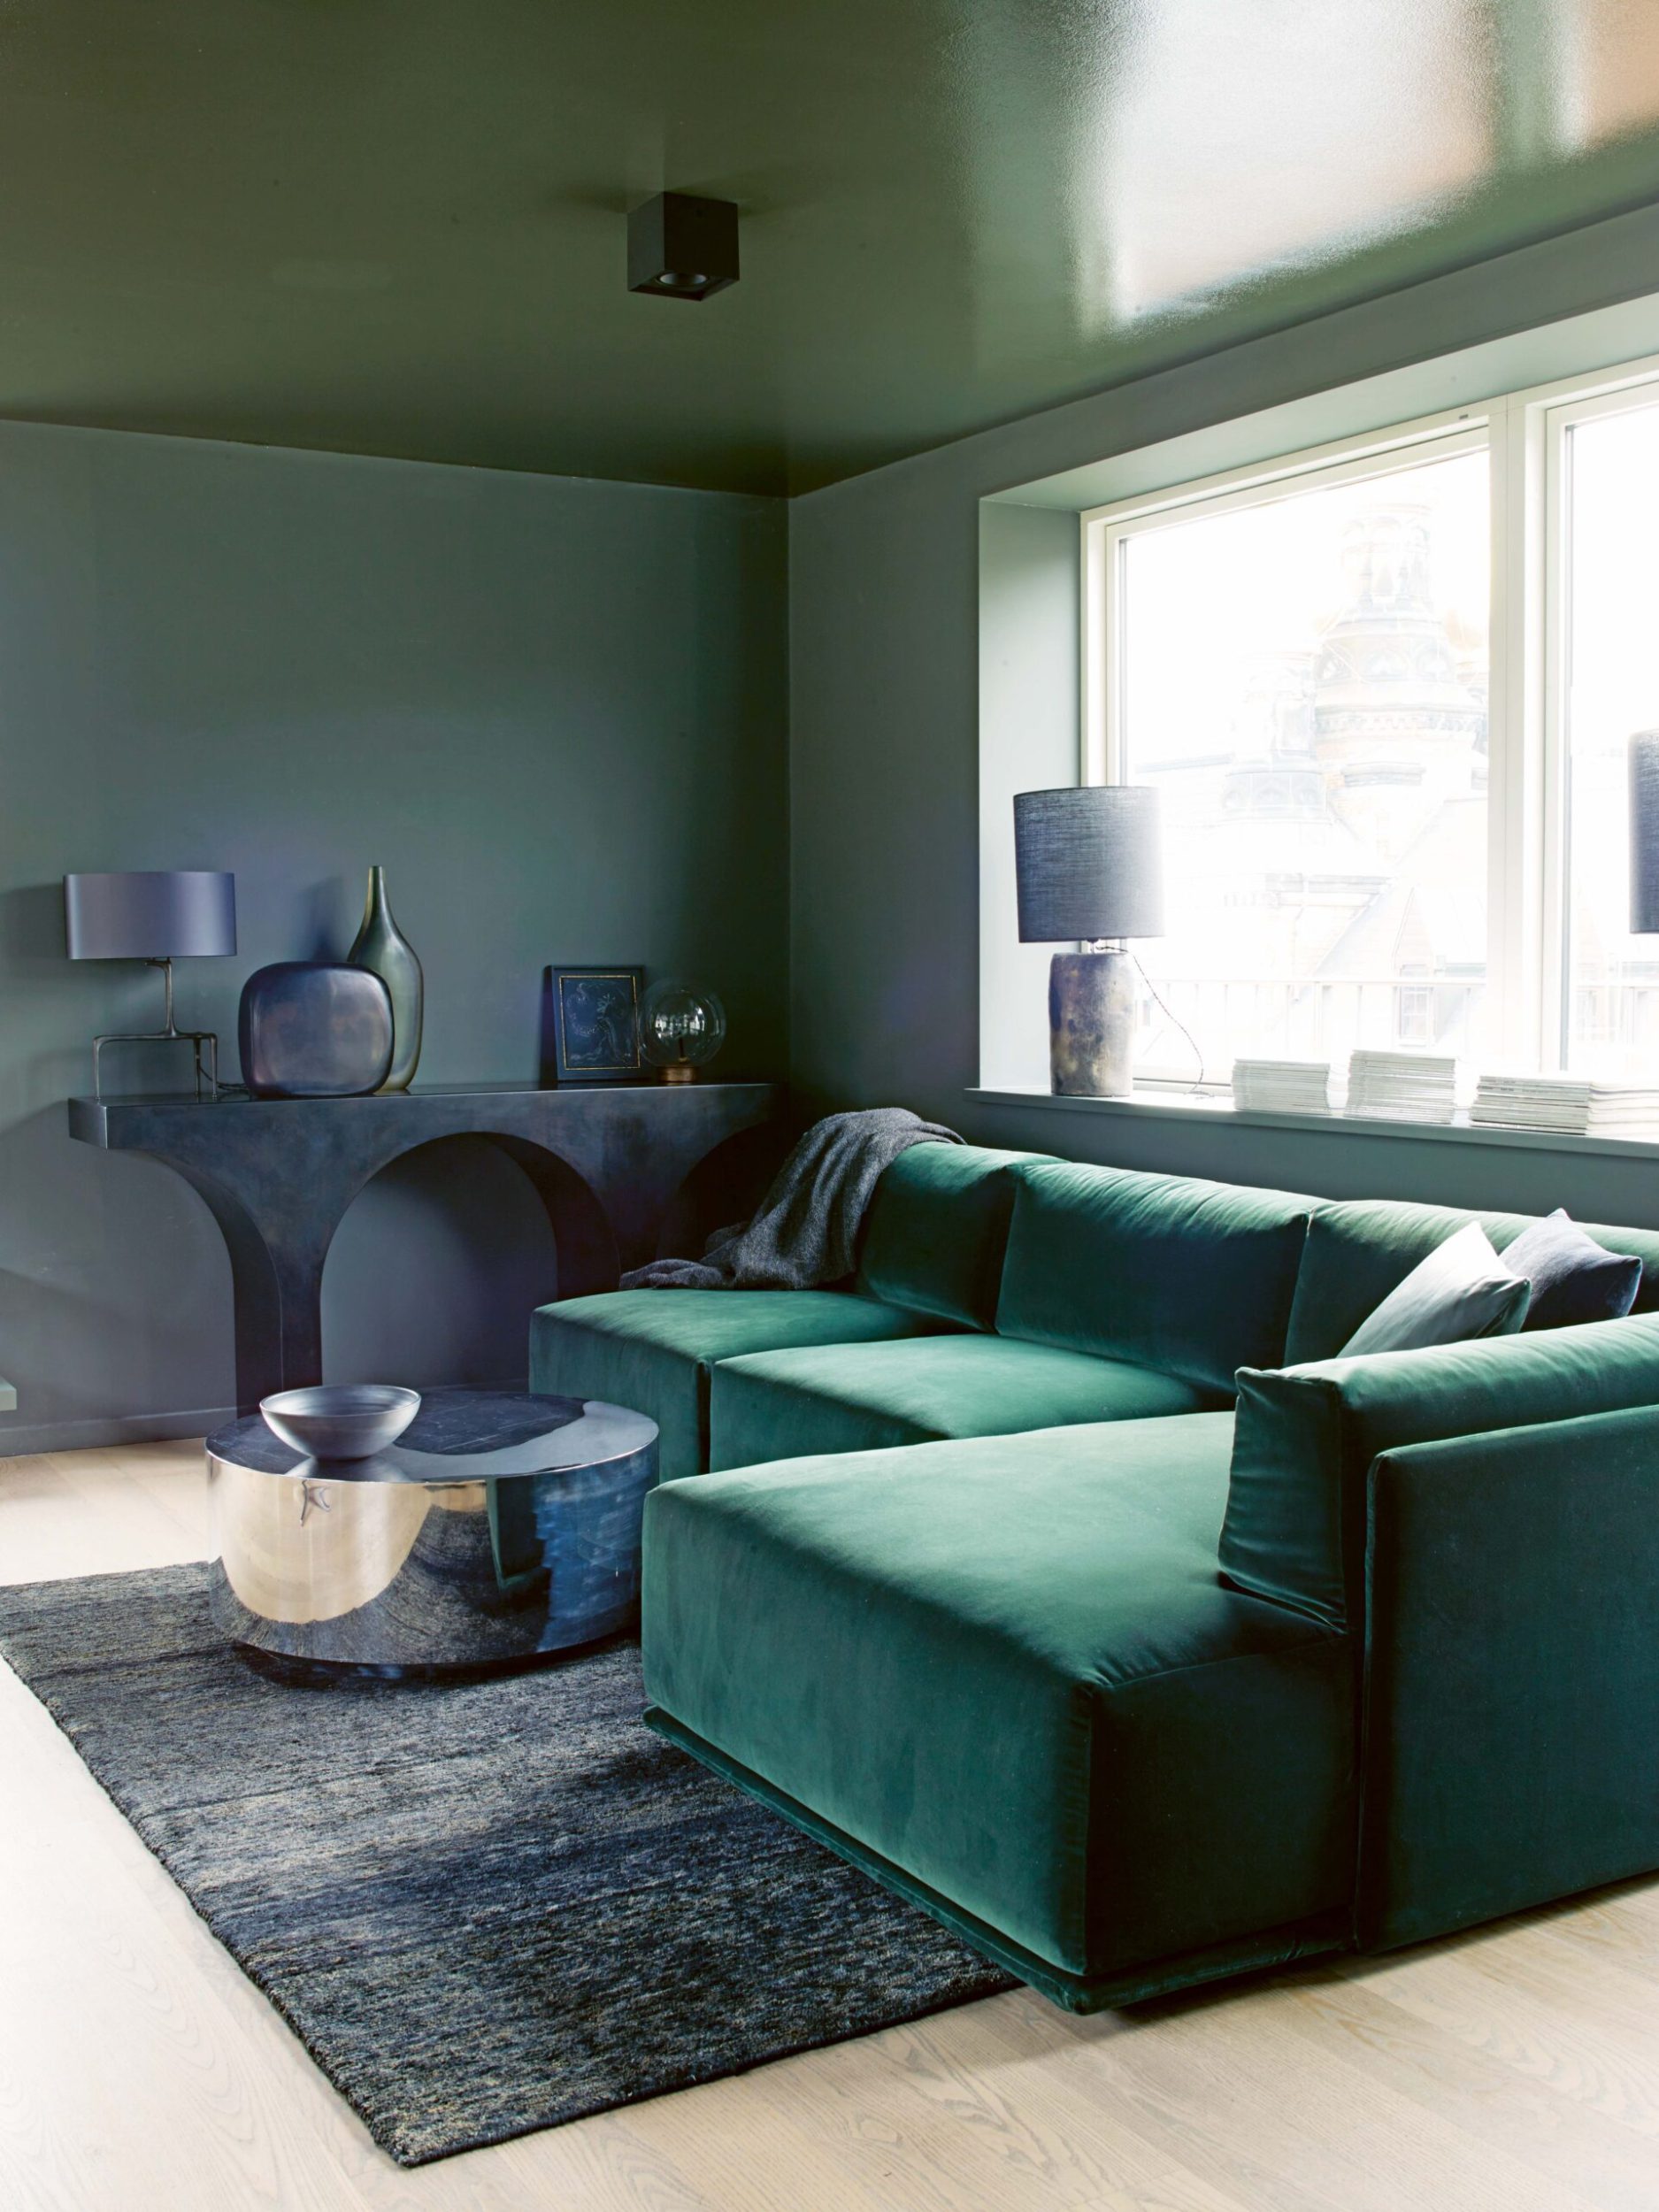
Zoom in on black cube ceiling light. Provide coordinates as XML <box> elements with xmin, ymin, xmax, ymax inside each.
<box><xmin>627</xmin><ymin>192</ymin><xmax>739</xmax><ymax>301</ymax></box>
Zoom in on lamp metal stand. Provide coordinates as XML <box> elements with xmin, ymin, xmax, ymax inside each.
<box><xmin>91</xmin><ymin>957</ymin><xmax>220</xmax><ymax>1102</ymax></box>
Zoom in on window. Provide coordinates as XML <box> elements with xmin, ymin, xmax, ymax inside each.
<box><xmin>1103</xmin><ymin>438</ymin><xmax>1489</xmax><ymax>1076</ymax></box>
<box><xmin>1082</xmin><ymin>358</ymin><xmax>1659</xmax><ymax>1087</ymax></box>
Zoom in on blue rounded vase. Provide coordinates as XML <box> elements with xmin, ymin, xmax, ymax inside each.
<box><xmin>238</xmin><ymin>963</ymin><xmax>395</xmax><ymax>1099</ymax></box>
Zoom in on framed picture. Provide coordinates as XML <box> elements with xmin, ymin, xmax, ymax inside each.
<box><xmin>545</xmin><ymin>966</ymin><xmax>645</xmax><ymax>1084</ymax></box>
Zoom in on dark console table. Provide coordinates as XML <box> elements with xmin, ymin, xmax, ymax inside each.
<box><xmin>68</xmin><ymin>1082</ymin><xmax>783</xmax><ymax>1411</ymax></box>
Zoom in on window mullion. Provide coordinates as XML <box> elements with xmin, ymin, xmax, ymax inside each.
<box><xmin>1538</xmin><ymin>403</ymin><xmax>1572</xmax><ymax>1071</ymax></box>
<box><xmin>1487</xmin><ymin>396</ymin><xmax>1548</xmax><ymax>1071</ymax></box>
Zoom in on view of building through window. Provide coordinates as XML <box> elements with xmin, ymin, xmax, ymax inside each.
<box><xmin>1117</xmin><ymin>447</ymin><xmax>1491</xmax><ymax>1079</ymax></box>
<box><xmin>1564</xmin><ymin>400</ymin><xmax>1659</xmax><ymax>1077</ymax></box>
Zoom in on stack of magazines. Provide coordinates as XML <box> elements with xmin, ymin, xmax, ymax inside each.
<box><xmin>1586</xmin><ymin>1087</ymin><xmax>1659</xmax><ymax>1136</ymax></box>
<box><xmin>1230</xmin><ymin>1059</ymin><xmax>1332</xmax><ymax>1113</ymax></box>
<box><xmin>1470</xmin><ymin>1075</ymin><xmax>1659</xmax><ymax>1137</ymax></box>
<box><xmin>1345</xmin><ymin>1049</ymin><xmax>1457</xmax><ymax>1123</ymax></box>
<box><xmin>1470</xmin><ymin>1073</ymin><xmax>1593</xmax><ymax>1133</ymax></box>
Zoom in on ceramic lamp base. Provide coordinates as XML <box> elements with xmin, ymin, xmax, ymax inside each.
<box><xmin>1048</xmin><ymin>949</ymin><xmax>1136</xmax><ymax>1097</ymax></box>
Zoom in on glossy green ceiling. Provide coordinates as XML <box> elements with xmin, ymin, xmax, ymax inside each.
<box><xmin>9</xmin><ymin>1</ymin><xmax>1659</xmax><ymax>494</ymax></box>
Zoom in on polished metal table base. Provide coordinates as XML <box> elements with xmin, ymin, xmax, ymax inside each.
<box><xmin>207</xmin><ymin>1390</ymin><xmax>657</xmax><ymax>1678</ymax></box>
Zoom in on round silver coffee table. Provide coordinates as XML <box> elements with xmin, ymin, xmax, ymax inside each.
<box><xmin>206</xmin><ymin>1387</ymin><xmax>657</xmax><ymax>1679</ymax></box>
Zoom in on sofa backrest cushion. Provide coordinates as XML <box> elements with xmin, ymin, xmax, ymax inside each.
<box><xmin>854</xmin><ymin>1142</ymin><xmax>1038</xmax><ymax>1330</ymax></box>
<box><xmin>994</xmin><ymin>1159</ymin><xmax>1316</xmax><ymax>1394</ymax></box>
<box><xmin>1285</xmin><ymin>1199</ymin><xmax>1659</xmax><ymax>1365</ymax></box>
<box><xmin>1221</xmin><ymin>1311</ymin><xmax>1659</xmax><ymax>1628</ymax></box>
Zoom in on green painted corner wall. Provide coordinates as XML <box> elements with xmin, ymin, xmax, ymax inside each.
<box><xmin>1</xmin><ymin>421</ymin><xmax>787</xmax><ymax>1451</ymax></box>
<box><xmin>787</xmin><ymin>197</ymin><xmax>1659</xmax><ymax>1229</ymax></box>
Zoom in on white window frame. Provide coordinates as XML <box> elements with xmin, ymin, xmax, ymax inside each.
<box><xmin>1536</xmin><ymin>371</ymin><xmax>1659</xmax><ymax>1070</ymax></box>
<box><xmin>1079</xmin><ymin>347</ymin><xmax>1659</xmax><ymax>1082</ymax></box>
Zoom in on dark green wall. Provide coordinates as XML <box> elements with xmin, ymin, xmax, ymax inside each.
<box><xmin>1</xmin><ymin>421</ymin><xmax>787</xmax><ymax>1450</ymax></box>
<box><xmin>787</xmin><ymin>200</ymin><xmax>1659</xmax><ymax>1227</ymax></box>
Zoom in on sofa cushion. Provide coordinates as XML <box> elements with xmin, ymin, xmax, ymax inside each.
<box><xmin>708</xmin><ymin>1333</ymin><xmax>1222</xmax><ymax>1471</ymax></box>
<box><xmin>994</xmin><ymin>1160</ymin><xmax>1316</xmax><ymax>1394</ymax></box>
<box><xmin>853</xmin><ymin>1141</ymin><xmax>1039</xmax><ymax>1329</ymax></box>
<box><xmin>1501</xmin><ymin>1210</ymin><xmax>1643</xmax><ymax>1331</ymax></box>
<box><xmin>529</xmin><ymin>1289</ymin><xmax>949</xmax><ymax>1484</ymax></box>
<box><xmin>1221</xmin><ymin>1310</ymin><xmax>1659</xmax><ymax>1629</ymax></box>
<box><xmin>1286</xmin><ymin>1199</ymin><xmax>1659</xmax><ymax>1364</ymax></box>
<box><xmin>642</xmin><ymin>1416</ymin><xmax>1354</xmax><ymax>1985</ymax></box>
<box><xmin>1340</xmin><ymin>1221</ymin><xmax>1530</xmax><ymax>1355</ymax></box>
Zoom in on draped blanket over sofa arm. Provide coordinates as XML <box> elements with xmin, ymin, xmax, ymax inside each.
<box><xmin>1359</xmin><ymin>1403</ymin><xmax>1659</xmax><ymax>1953</ymax></box>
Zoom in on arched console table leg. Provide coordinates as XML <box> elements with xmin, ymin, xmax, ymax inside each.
<box><xmin>164</xmin><ymin>1174</ymin><xmax>270</xmax><ymax>1411</ymax></box>
<box><xmin>486</xmin><ymin>1137</ymin><xmax>620</xmax><ymax>1301</ymax></box>
<box><xmin>66</xmin><ymin>1083</ymin><xmax>781</xmax><ymax>1414</ymax></box>
<box><xmin>166</xmin><ymin>1169</ymin><xmax>334</xmax><ymax>1412</ymax></box>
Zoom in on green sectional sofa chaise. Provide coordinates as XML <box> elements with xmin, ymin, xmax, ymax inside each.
<box><xmin>530</xmin><ymin>1142</ymin><xmax>1659</xmax><ymax>2012</ymax></box>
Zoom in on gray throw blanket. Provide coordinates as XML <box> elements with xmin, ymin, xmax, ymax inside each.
<box><xmin>621</xmin><ymin>1107</ymin><xmax>963</xmax><ymax>1290</ymax></box>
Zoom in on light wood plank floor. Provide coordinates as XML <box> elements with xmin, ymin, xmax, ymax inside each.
<box><xmin>5</xmin><ymin>1442</ymin><xmax>1659</xmax><ymax>2212</ymax></box>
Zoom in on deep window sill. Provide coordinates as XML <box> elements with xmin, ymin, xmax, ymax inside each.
<box><xmin>967</xmin><ymin>1087</ymin><xmax>1659</xmax><ymax>1163</ymax></box>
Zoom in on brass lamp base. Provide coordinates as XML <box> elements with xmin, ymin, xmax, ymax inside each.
<box><xmin>1048</xmin><ymin>949</ymin><xmax>1135</xmax><ymax>1097</ymax></box>
<box><xmin>657</xmin><ymin>1063</ymin><xmax>698</xmax><ymax>1084</ymax></box>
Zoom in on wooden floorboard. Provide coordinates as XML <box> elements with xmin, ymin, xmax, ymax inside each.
<box><xmin>4</xmin><ymin>1440</ymin><xmax>1657</xmax><ymax>2211</ymax></box>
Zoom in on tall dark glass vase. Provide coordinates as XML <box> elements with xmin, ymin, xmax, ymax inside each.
<box><xmin>348</xmin><ymin>866</ymin><xmax>423</xmax><ymax>1093</ymax></box>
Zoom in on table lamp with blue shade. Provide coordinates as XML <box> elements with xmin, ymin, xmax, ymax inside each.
<box><xmin>64</xmin><ymin>870</ymin><xmax>236</xmax><ymax>1099</ymax></box>
<box><xmin>1014</xmin><ymin>786</ymin><xmax>1164</xmax><ymax>1096</ymax></box>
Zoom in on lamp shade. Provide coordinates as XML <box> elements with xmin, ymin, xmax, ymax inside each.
<box><xmin>1013</xmin><ymin>786</ymin><xmax>1164</xmax><ymax>942</ymax></box>
<box><xmin>1632</xmin><ymin>733</ymin><xmax>1659</xmax><ymax>934</ymax></box>
<box><xmin>65</xmin><ymin>871</ymin><xmax>236</xmax><ymax>960</ymax></box>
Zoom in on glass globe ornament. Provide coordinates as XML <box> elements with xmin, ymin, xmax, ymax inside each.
<box><xmin>639</xmin><ymin>979</ymin><xmax>726</xmax><ymax>1082</ymax></box>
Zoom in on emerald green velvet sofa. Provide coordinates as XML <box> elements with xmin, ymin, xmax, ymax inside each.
<box><xmin>530</xmin><ymin>1143</ymin><xmax>1659</xmax><ymax>2013</ymax></box>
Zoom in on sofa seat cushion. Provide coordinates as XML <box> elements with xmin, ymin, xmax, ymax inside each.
<box><xmin>995</xmin><ymin>1160</ymin><xmax>1316</xmax><ymax>1393</ymax></box>
<box><xmin>529</xmin><ymin>1290</ymin><xmax>950</xmax><ymax>1483</ymax></box>
<box><xmin>643</xmin><ymin>1416</ymin><xmax>1355</xmax><ymax>1984</ymax></box>
<box><xmin>708</xmin><ymin>1333</ymin><xmax>1223</xmax><ymax>1471</ymax></box>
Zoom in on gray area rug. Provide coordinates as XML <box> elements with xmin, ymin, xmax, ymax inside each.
<box><xmin>0</xmin><ymin>1565</ymin><xmax>1012</xmax><ymax>2165</ymax></box>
